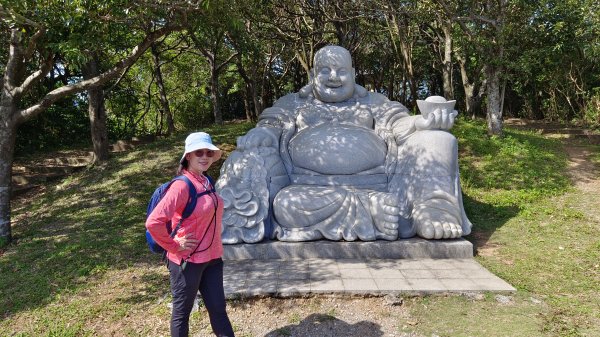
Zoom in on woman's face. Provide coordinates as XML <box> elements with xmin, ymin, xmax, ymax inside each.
<box><xmin>185</xmin><ymin>149</ymin><xmax>218</xmax><ymax>174</ymax></box>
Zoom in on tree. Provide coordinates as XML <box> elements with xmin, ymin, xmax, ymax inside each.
<box><xmin>150</xmin><ymin>41</ymin><xmax>176</xmax><ymax>135</ymax></box>
<box><xmin>187</xmin><ymin>27</ymin><xmax>238</xmax><ymax>125</ymax></box>
<box><xmin>380</xmin><ymin>0</ymin><xmax>422</xmax><ymax>108</ymax></box>
<box><xmin>434</xmin><ymin>0</ymin><xmax>531</xmax><ymax>136</ymax></box>
<box><xmin>82</xmin><ymin>52</ymin><xmax>110</xmax><ymax>161</ymax></box>
<box><xmin>508</xmin><ymin>1</ymin><xmax>600</xmax><ymax>123</ymax></box>
<box><xmin>0</xmin><ymin>1</ymin><xmax>194</xmax><ymax>244</ymax></box>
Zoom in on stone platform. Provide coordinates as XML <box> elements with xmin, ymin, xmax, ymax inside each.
<box><xmin>223</xmin><ymin>238</ymin><xmax>473</xmax><ymax>260</ymax></box>
<box><xmin>221</xmin><ymin>239</ymin><xmax>516</xmax><ymax>298</ymax></box>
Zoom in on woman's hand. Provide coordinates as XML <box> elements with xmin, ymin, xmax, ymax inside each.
<box><xmin>173</xmin><ymin>233</ymin><xmax>200</xmax><ymax>252</ymax></box>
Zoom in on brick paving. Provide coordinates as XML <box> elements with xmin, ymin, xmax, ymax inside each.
<box><xmin>222</xmin><ymin>258</ymin><xmax>515</xmax><ymax>298</ymax></box>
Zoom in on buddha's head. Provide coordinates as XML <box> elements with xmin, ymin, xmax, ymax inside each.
<box><xmin>311</xmin><ymin>45</ymin><xmax>356</xmax><ymax>103</ymax></box>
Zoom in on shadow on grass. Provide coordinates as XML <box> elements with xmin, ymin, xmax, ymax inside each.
<box><xmin>462</xmin><ymin>194</ymin><xmax>520</xmax><ymax>254</ymax></box>
<box><xmin>457</xmin><ymin>120</ymin><xmax>569</xmax><ymax>193</ymax></box>
<box><xmin>264</xmin><ymin>313</ymin><xmax>384</xmax><ymax>337</ymax></box>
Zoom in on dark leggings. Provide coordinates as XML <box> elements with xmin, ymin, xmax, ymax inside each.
<box><xmin>168</xmin><ymin>258</ymin><xmax>234</xmax><ymax>337</ymax></box>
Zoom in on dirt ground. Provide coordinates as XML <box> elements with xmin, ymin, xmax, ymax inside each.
<box><xmin>217</xmin><ymin>295</ymin><xmax>412</xmax><ymax>337</ymax></box>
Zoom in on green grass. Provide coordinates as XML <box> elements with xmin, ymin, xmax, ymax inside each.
<box><xmin>1</xmin><ymin>118</ymin><xmax>599</xmax><ymax>336</ymax></box>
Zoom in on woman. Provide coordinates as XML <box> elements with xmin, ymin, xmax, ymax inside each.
<box><xmin>146</xmin><ymin>132</ymin><xmax>235</xmax><ymax>337</ymax></box>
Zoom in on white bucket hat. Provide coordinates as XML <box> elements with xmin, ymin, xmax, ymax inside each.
<box><xmin>180</xmin><ymin>132</ymin><xmax>220</xmax><ymax>163</ymax></box>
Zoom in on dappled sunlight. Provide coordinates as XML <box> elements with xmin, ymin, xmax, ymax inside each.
<box><xmin>456</xmin><ymin>120</ymin><xmax>571</xmax><ymax>202</ymax></box>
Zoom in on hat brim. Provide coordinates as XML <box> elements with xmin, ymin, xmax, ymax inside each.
<box><xmin>180</xmin><ymin>142</ymin><xmax>221</xmax><ymax>163</ymax></box>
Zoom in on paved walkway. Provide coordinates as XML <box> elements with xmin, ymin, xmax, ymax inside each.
<box><xmin>222</xmin><ymin>258</ymin><xmax>515</xmax><ymax>298</ymax></box>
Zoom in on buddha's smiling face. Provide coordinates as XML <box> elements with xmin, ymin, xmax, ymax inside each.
<box><xmin>312</xmin><ymin>46</ymin><xmax>356</xmax><ymax>103</ymax></box>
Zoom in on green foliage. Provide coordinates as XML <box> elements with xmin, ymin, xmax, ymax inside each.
<box><xmin>15</xmin><ymin>96</ymin><xmax>90</xmax><ymax>156</ymax></box>
<box><xmin>456</xmin><ymin>118</ymin><xmax>569</xmax><ymax>198</ymax></box>
<box><xmin>457</xmin><ymin>119</ymin><xmax>571</xmax><ymax>234</ymax></box>
<box><xmin>4</xmin><ymin>0</ymin><xmax>600</xmax><ymax>153</ymax></box>
<box><xmin>581</xmin><ymin>89</ymin><xmax>600</xmax><ymax>130</ymax></box>
<box><xmin>506</xmin><ymin>1</ymin><xmax>600</xmax><ymax>122</ymax></box>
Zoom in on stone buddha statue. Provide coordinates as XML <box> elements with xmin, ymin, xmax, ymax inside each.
<box><xmin>216</xmin><ymin>45</ymin><xmax>472</xmax><ymax>243</ymax></box>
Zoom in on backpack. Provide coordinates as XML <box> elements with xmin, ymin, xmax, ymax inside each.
<box><xmin>145</xmin><ymin>175</ymin><xmax>215</xmax><ymax>254</ymax></box>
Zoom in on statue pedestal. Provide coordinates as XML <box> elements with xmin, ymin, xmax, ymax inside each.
<box><xmin>223</xmin><ymin>238</ymin><xmax>473</xmax><ymax>260</ymax></box>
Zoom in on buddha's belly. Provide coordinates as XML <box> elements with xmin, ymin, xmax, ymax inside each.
<box><xmin>289</xmin><ymin>124</ymin><xmax>387</xmax><ymax>174</ymax></box>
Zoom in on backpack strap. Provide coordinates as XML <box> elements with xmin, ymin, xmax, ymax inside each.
<box><xmin>174</xmin><ymin>175</ymin><xmax>198</xmax><ymax>219</ymax></box>
<box><xmin>168</xmin><ymin>175</ymin><xmax>197</xmax><ymax>238</ymax></box>
<box><xmin>195</xmin><ymin>175</ymin><xmax>216</xmax><ymax>198</ymax></box>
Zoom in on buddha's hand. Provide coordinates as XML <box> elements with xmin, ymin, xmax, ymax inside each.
<box><xmin>414</xmin><ymin>108</ymin><xmax>458</xmax><ymax>131</ymax></box>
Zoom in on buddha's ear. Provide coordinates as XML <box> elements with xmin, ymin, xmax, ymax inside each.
<box><xmin>352</xmin><ymin>67</ymin><xmax>356</xmax><ymax>79</ymax></box>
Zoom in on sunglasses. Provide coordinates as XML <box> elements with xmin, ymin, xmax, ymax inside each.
<box><xmin>191</xmin><ymin>149</ymin><xmax>215</xmax><ymax>158</ymax></box>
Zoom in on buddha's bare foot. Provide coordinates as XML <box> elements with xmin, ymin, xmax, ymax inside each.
<box><xmin>412</xmin><ymin>197</ymin><xmax>463</xmax><ymax>239</ymax></box>
<box><xmin>369</xmin><ymin>192</ymin><xmax>400</xmax><ymax>240</ymax></box>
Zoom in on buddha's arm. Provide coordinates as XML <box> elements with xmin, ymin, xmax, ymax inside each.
<box><xmin>215</xmin><ymin>99</ymin><xmax>295</xmax><ymax>243</ymax></box>
<box><xmin>369</xmin><ymin>93</ymin><xmax>419</xmax><ymax>145</ymax></box>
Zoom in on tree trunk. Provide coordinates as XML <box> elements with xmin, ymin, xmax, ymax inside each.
<box><xmin>210</xmin><ymin>64</ymin><xmax>223</xmax><ymax>125</ymax></box>
<box><xmin>457</xmin><ymin>53</ymin><xmax>486</xmax><ymax>118</ymax></box>
<box><xmin>151</xmin><ymin>44</ymin><xmax>175</xmax><ymax>135</ymax></box>
<box><xmin>0</xmin><ymin>103</ymin><xmax>17</xmax><ymax>244</ymax></box>
<box><xmin>252</xmin><ymin>89</ymin><xmax>262</xmax><ymax>120</ymax></box>
<box><xmin>1</xmin><ymin>29</ymin><xmax>20</xmax><ymax>243</ymax></box>
<box><xmin>442</xmin><ymin>23</ymin><xmax>453</xmax><ymax>99</ymax></box>
<box><xmin>400</xmin><ymin>38</ymin><xmax>418</xmax><ymax>108</ymax></box>
<box><xmin>82</xmin><ymin>56</ymin><xmax>110</xmax><ymax>162</ymax></box>
<box><xmin>486</xmin><ymin>67</ymin><xmax>503</xmax><ymax>136</ymax></box>
<box><xmin>243</xmin><ymin>84</ymin><xmax>253</xmax><ymax>122</ymax></box>
<box><xmin>246</xmin><ymin>79</ymin><xmax>262</xmax><ymax>121</ymax></box>
<box><xmin>234</xmin><ymin>58</ymin><xmax>258</xmax><ymax>122</ymax></box>
<box><xmin>387</xmin><ymin>71</ymin><xmax>395</xmax><ymax>101</ymax></box>
<box><xmin>458</xmin><ymin>56</ymin><xmax>475</xmax><ymax>117</ymax></box>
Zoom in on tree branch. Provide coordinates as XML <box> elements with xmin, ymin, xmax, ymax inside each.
<box><xmin>106</xmin><ymin>62</ymin><xmax>134</xmax><ymax>93</ymax></box>
<box><xmin>186</xmin><ymin>30</ymin><xmax>213</xmax><ymax>61</ymax></box>
<box><xmin>12</xmin><ymin>52</ymin><xmax>54</xmax><ymax>99</ymax></box>
<box><xmin>3</xmin><ymin>29</ymin><xmax>21</xmax><ymax>93</ymax></box>
<box><xmin>0</xmin><ymin>4</ymin><xmax>43</xmax><ymax>29</ymax></box>
<box><xmin>15</xmin><ymin>24</ymin><xmax>180</xmax><ymax>125</ymax></box>
<box><xmin>432</xmin><ymin>0</ymin><xmax>474</xmax><ymax>39</ymax></box>
<box><xmin>23</xmin><ymin>28</ymin><xmax>46</xmax><ymax>61</ymax></box>
<box><xmin>216</xmin><ymin>51</ymin><xmax>239</xmax><ymax>73</ymax></box>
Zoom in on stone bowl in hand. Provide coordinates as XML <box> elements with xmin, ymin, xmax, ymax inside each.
<box><xmin>416</xmin><ymin>96</ymin><xmax>456</xmax><ymax>119</ymax></box>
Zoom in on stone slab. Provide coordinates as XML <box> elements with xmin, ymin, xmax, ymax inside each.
<box><xmin>222</xmin><ymin>258</ymin><xmax>516</xmax><ymax>298</ymax></box>
<box><xmin>223</xmin><ymin>238</ymin><xmax>473</xmax><ymax>260</ymax></box>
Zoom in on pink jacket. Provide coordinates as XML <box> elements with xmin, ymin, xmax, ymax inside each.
<box><xmin>145</xmin><ymin>170</ymin><xmax>224</xmax><ymax>265</ymax></box>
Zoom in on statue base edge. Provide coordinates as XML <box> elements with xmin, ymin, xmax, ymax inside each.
<box><xmin>223</xmin><ymin>238</ymin><xmax>473</xmax><ymax>260</ymax></box>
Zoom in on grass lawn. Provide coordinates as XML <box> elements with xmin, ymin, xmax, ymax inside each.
<box><xmin>1</xmin><ymin>118</ymin><xmax>598</xmax><ymax>336</ymax></box>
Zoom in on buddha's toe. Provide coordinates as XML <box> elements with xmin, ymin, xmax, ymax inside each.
<box><xmin>413</xmin><ymin>198</ymin><xmax>462</xmax><ymax>240</ymax></box>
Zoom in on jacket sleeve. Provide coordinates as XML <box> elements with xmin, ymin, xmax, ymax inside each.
<box><xmin>145</xmin><ymin>180</ymin><xmax>189</xmax><ymax>253</ymax></box>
